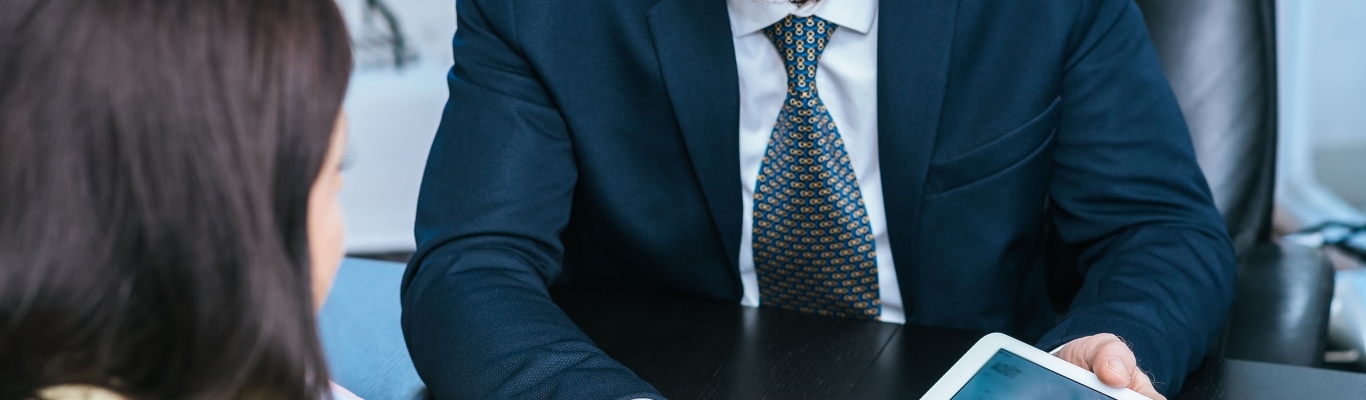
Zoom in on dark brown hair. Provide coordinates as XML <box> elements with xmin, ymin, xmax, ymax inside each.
<box><xmin>0</xmin><ymin>0</ymin><xmax>352</xmax><ymax>398</ymax></box>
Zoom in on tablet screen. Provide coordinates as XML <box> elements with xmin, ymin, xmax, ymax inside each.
<box><xmin>950</xmin><ymin>349</ymin><xmax>1115</xmax><ymax>400</ymax></box>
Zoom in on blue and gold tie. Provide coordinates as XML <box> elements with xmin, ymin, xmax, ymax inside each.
<box><xmin>753</xmin><ymin>15</ymin><xmax>880</xmax><ymax>319</ymax></box>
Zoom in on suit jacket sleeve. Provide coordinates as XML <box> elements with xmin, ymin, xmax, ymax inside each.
<box><xmin>399</xmin><ymin>0</ymin><xmax>662</xmax><ymax>398</ymax></box>
<box><xmin>1036</xmin><ymin>1</ymin><xmax>1237</xmax><ymax>395</ymax></box>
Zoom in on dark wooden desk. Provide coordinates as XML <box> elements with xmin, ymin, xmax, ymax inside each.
<box><xmin>554</xmin><ymin>289</ymin><xmax>1366</xmax><ymax>400</ymax></box>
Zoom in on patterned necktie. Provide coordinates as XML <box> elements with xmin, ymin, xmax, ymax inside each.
<box><xmin>752</xmin><ymin>15</ymin><xmax>880</xmax><ymax>319</ymax></box>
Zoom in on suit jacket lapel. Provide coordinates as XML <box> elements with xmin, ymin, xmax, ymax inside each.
<box><xmin>878</xmin><ymin>0</ymin><xmax>960</xmax><ymax>320</ymax></box>
<box><xmin>647</xmin><ymin>0</ymin><xmax>743</xmax><ymax>273</ymax></box>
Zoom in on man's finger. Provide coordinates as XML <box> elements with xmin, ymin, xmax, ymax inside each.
<box><xmin>1091</xmin><ymin>339</ymin><xmax>1139</xmax><ymax>388</ymax></box>
<box><xmin>1056</xmin><ymin>334</ymin><xmax>1164</xmax><ymax>400</ymax></box>
<box><xmin>1056</xmin><ymin>333</ymin><xmax>1112</xmax><ymax>370</ymax></box>
<box><xmin>1129</xmin><ymin>369</ymin><xmax>1166</xmax><ymax>400</ymax></box>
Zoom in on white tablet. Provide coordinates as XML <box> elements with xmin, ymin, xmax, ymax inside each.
<box><xmin>920</xmin><ymin>333</ymin><xmax>1149</xmax><ymax>400</ymax></box>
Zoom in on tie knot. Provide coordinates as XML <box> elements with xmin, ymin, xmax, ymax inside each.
<box><xmin>762</xmin><ymin>15</ymin><xmax>838</xmax><ymax>79</ymax></box>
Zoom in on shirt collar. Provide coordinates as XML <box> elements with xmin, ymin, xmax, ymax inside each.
<box><xmin>727</xmin><ymin>0</ymin><xmax>878</xmax><ymax>37</ymax></box>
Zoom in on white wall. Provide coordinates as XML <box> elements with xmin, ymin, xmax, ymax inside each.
<box><xmin>1297</xmin><ymin>1</ymin><xmax>1366</xmax><ymax>150</ymax></box>
<box><xmin>1277</xmin><ymin>0</ymin><xmax>1366</xmax><ymax>225</ymax></box>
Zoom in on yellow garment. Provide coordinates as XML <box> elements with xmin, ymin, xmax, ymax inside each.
<box><xmin>39</xmin><ymin>383</ymin><xmax>360</xmax><ymax>399</ymax></box>
<box><xmin>38</xmin><ymin>386</ymin><xmax>125</xmax><ymax>400</ymax></box>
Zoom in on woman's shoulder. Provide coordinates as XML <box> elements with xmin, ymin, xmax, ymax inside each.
<box><xmin>38</xmin><ymin>385</ymin><xmax>126</xmax><ymax>400</ymax></box>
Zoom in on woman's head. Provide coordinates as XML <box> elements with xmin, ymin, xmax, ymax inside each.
<box><xmin>0</xmin><ymin>0</ymin><xmax>351</xmax><ymax>398</ymax></box>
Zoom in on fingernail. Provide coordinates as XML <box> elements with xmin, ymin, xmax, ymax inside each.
<box><xmin>1107</xmin><ymin>357</ymin><xmax>1132</xmax><ymax>378</ymax></box>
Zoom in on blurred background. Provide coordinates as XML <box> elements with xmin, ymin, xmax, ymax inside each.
<box><xmin>1274</xmin><ymin>0</ymin><xmax>1366</xmax><ymax>374</ymax></box>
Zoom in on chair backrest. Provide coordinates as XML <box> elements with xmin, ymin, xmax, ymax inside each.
<box><xmin>1134</xmin><ymin>0</ymin><xmax>1280</xmax><ymax>255</ymax></box>
<box><xmin>1048</xmin><ymin>0</ymin><xmax>1280</xmax><ymax>311</ymax></box>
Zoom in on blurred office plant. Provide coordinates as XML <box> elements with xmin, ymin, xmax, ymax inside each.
<box><xmin>352</xmin><ymin>0</ymin><xmax>418</xmax><ymax>69</ymax></box>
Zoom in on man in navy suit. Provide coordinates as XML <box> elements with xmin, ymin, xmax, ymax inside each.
<box><xmin>401</xmin><ymin>0</ymin><xmax>1234</xmax><ymax>398</ymax></box>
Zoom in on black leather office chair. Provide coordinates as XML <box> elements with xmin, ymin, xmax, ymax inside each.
<box><xmin>1049</xmin><ymin>0</ymin><xmax>1336</xmax><ymax>368</ymax></box>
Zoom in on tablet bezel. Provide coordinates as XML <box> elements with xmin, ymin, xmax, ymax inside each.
<box><xmin>919</xmin><ymin>332</ymin><xmax>1150</xmax><ymax>400</ymax></box>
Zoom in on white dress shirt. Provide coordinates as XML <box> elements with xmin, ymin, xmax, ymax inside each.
<box><xmin>727</xmin><ymin>0</ymin><xmax>903</xmax><ymax>324</ymax></box>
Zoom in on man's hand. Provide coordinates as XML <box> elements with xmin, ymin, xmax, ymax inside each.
<box><xmin>1055</xmin><ymin>333</ymin><xmax>1166</xmax><ymax>400</ymax></box>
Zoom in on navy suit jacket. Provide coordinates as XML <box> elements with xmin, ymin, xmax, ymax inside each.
<box><xmin>402</xmin><ymin>0</ymin><xmax>1236</xmax><ymax>398</ymax></box>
